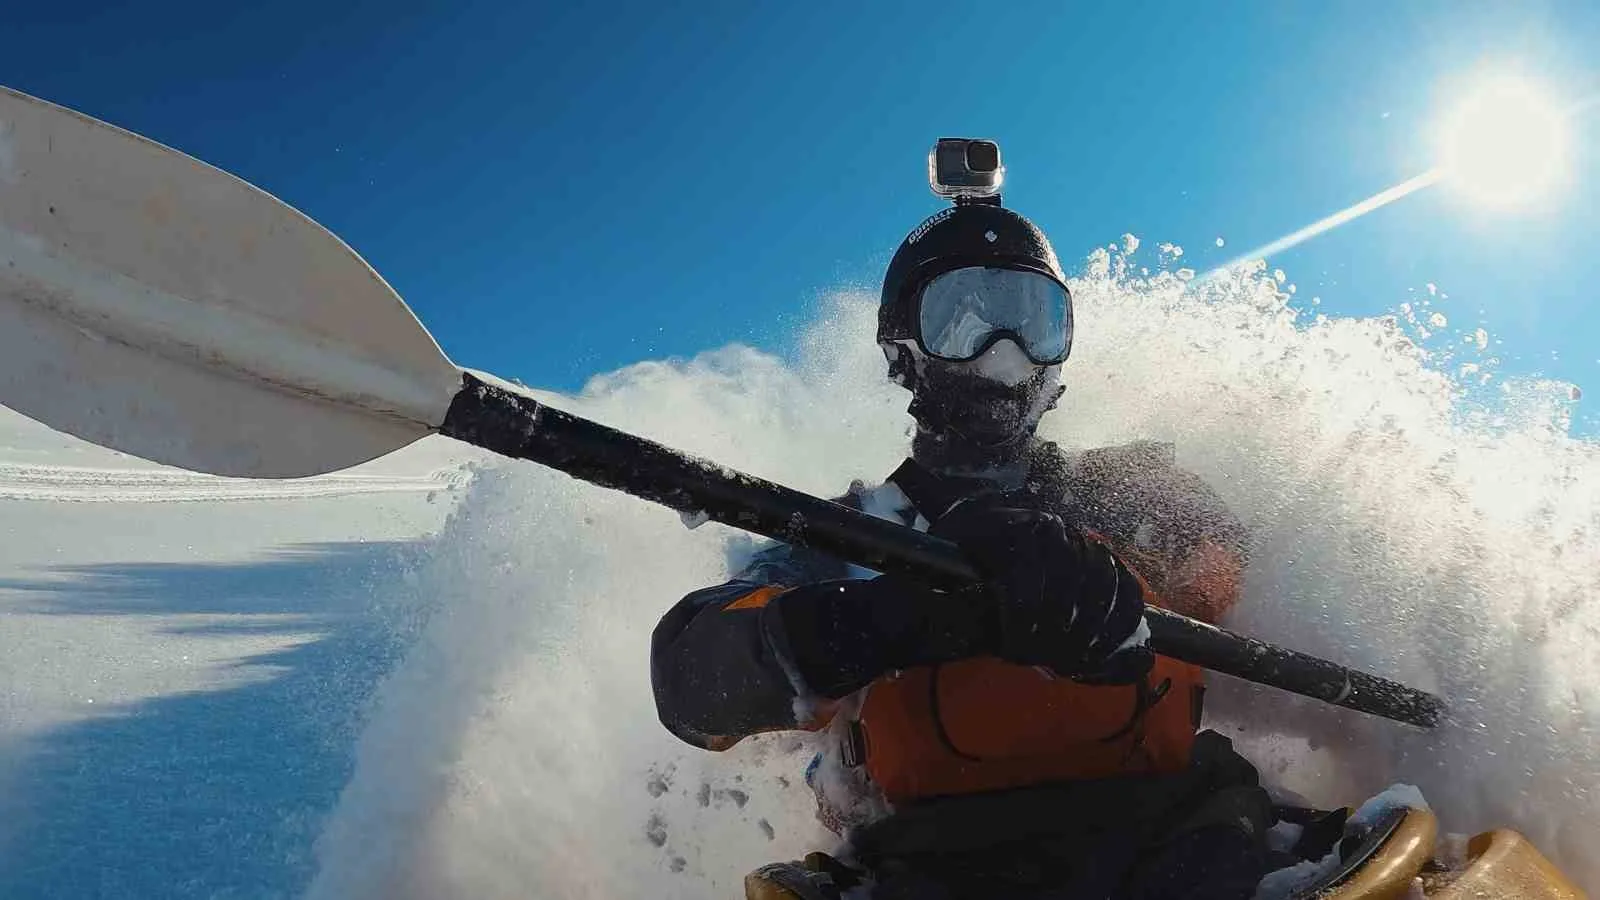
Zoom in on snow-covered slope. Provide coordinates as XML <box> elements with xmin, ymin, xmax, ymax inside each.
<box><xmin>0</xmin><ymin>406</ymin><xmax>475</xmax><ymax>898</ymax></box>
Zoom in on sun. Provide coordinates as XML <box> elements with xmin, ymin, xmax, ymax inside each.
<box><xmin>1435</xmin><ymin>75</ymin><xmax>1572</xmax><ymax>209</ymax></box>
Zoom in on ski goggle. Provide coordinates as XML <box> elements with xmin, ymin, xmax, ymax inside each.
<box><xmin>915</xmin><ymin>266</ymin><xmax>1073</xmax><ymax>365</ymax></box>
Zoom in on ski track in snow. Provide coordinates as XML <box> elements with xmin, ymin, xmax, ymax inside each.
<box><xmin>0</xmin><ymin>460</ymin><xmax>463</xmax><ymax>502</ymax></box>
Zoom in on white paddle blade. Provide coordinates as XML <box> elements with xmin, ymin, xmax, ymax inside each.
<box><xmin>0</xmin><ymin>86</ymin><xmax>463</xmax><ymax>477</ymax></box>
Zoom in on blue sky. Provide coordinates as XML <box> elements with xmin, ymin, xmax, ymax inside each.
<box><xmin>5</xmin><ymin>1</ymin><xmax>1600</xmax><ymax>427</ymax></box>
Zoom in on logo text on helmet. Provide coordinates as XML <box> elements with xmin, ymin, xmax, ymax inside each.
<box><xmin>906</xmin><ymin>208</ymin><xmax>957</xmax><ymax>245</ymax></box>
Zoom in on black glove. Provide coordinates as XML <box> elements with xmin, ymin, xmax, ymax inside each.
<box><xmin>932</xmin><ymin>495</ymin><xmax>1152</xmax><ymax>681</ymax></box>
<box><xmin>761</xmin><ymin>574</ymin><xmax>992</xmax><ymax>700</ymax></box>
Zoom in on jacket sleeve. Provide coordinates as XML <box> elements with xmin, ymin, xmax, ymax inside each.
<box><xmin>650</xmin><ymin>539</ymin><xmax>855</xmax><ymax>751</ymax></box>
<box><xmin>1138</xmin><ymin>465</ymin><xmax>1247</xmax><ymax>624</ymax></box>
<box><xmin>1066</xmin><ymin>442</ymin><xmax>1248</xmax><ymax>625</ymax></box>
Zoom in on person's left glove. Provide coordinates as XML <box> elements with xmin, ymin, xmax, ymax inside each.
<box><xmin>762</xmin><ymin>573</ymin><xmax>992</xmax><ymax>699</ymax></box>
<box><xmin>931</xmin><ymin>495</ymin><xmax>1153</xmax><ymax>682</ymax></box>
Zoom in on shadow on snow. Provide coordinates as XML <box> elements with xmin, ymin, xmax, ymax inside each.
<box><xmin>0</xmin><ymin>541</ymin><xmax>432</xmax><ymax>900</ymax></box>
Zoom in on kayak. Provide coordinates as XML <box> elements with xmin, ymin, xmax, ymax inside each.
<box><xmin>744</xmin><ymin>805</ymin><xmax>1587</xmax><ymax>900</ymax></box>
<box><xmin>1282</xmin><ymin>808</ymin><xmax>1584</xmax><ymax>900</ymax></box>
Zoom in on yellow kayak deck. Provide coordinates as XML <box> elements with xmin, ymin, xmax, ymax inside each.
<box><xmin>1314</xmin><ymin>809</ymin><xmax>1584</xmax><ymax>899</ymax></box>
<box><xmin>744</xmin><ymin>809</ymin><xmax>1587</xmax><ymax>899</ymax></box>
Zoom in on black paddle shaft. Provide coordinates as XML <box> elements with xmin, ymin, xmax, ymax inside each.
<box><xmin>439</xmin><ymin>373</ymin><xmax>1445</xmax><ymax>729</ymax></box>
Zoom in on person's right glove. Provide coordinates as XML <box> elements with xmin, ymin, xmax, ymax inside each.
<box><xmin>932</xmin><ymin>495</ymin><xmax>1153</xmax><ymax>682</ymax></box>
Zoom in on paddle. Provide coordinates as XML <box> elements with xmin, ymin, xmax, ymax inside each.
<box><xmin>0</xmin><ymin>85</ymin><xmax>1445</xmax><ymax>729</ymax></box>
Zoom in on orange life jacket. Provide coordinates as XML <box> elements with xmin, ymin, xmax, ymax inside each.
<box><xmin>853</xmin><ymin>531</ymin><xmax>1239</xmax><ymax>803</ymax></box>
<box><xmin>857</xmin><ymin>648</ymin><xmax>1205</xmax><ymax>805</ymax></box>
<box><xmin>718</xmin><ymin>445</ymin><xmax>1244</xmax><ymax>806</ymax></box>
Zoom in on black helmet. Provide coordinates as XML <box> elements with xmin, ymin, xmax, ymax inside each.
<box><xmin>877</xmin><ymin>202</ymin><xmax>1072</xmax><ymax>359</ymax></box>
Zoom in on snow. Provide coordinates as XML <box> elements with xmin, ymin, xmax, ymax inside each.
<box><xmin>970</xmin><ymin>338</ymin><xmax>1045</xmax><ymax>386</ymax></box>
<box><xmin>1115</xmin><ymin>617</ymin><xmax>1152</xmax><ymax>653</ymax></box>
<box><xmin>0</xmin><ymin>461</ymin><xmax>459</xmax><ymax>502</ymax></box>
<box><xmin>1252</xmin><ymin>857</ymin><xmax>1328</xmax><ymax>899</ymax></box>
<box><xmin>855</xmin><ymin>479</ymin><xmax>913</xmax><ymax>525</ymax></box>
<box><xmin>1350</xmin><ymin>783</ymin><xmax>1429</xmax><ymax>828</ymax></box>
<box><xmin>0</xmin><ymin>121</ymin><xmax>15</xmax><ymax>184</ymax></box>
<box><xmin>4</xmin><ymin>252</ymin><xmax>1600</xmax><ymax>899</ymax></box>
<box><xmin>0</xmin><ymin>407</ymin><xmax>471</xmax><ymax>898</ymax></box>
<box><xmin>1265</xmin><ymin>821</ymin><xmax>1303</xmax><ymax>853</ymax></box>
<box><xmin>1253</xmin><ymin>783</ymin><xmax>1428</xmax><ymax>899</ymax></box>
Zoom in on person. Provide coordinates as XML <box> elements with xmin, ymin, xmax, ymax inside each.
<box><xmin>650</xmin><ymin>188</ymin><xmax>1272</xmax><ymax>899</ymax></box>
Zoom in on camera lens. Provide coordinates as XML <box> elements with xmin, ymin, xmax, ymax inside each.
<box><xmin>936</xmin><ymin>142</ymin><xmax>967</xmax><ymax>179</ymax></box>
<box><xmin>966</xmin><ymin>141</ymin><xmax>1000</xmax><ymax>173</ymax></box>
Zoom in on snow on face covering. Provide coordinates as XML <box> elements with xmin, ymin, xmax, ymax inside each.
<box><xmin>906</xmin><ymin>341</ymin><xmax>1060</xmax><ymax>456</ymax></box>
<box><xmin>308</xmin><ymin>246</ymin><xmax>1600</xmax><ymax>899</ymax></box>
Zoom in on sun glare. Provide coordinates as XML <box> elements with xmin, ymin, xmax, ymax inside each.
<box><xmin>1436</xmin><ymin>75</ymin><xmax>1572</xmax><ymax>209</ymax></box>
